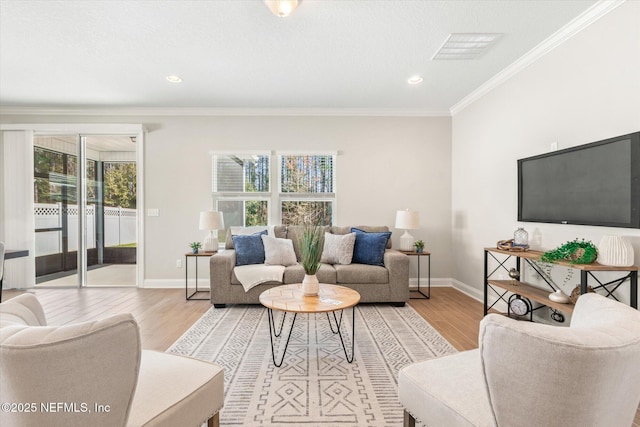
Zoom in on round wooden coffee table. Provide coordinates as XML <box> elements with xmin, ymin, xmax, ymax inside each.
<box><xmin>259</xmin><ymin>284</ymin><xmax>361</xmax><ymax>366</ymax></box>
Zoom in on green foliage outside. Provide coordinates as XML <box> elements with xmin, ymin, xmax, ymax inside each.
<box><xmin>33</xmin><ymin>148</ymin><xmax>136</xmax><ymax>209</ymax></box>
<box><xmin>103</xmin><ymin>163</ymin><xmax>136</xmax><ymax>208</ymax></box>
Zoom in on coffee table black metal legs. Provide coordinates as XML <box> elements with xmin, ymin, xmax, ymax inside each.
<box><xmin>267</xmin><ymin>308</ymin><xmax>356</xmax><ymax>367</ymax></box>
<box><xmin>326</xmin><ymin>308</ymin><xmax>356</xmax><ymax>363</ymax></box>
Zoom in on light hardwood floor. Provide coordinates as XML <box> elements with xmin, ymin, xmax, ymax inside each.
<box><xmin>2</xmin><ymin>286</ymin><xmax>638</xmax><ymax>425</ymax></box>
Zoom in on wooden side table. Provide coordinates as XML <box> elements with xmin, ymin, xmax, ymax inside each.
<box><xmin>399</xmin><ymin>250</ymin><xmax>431</xmax><ymax>299</ymax></box>
<box><xmin>185</xmin><ymin>251</ymin><xmax>216</xmax><ymax>301</ymax></box>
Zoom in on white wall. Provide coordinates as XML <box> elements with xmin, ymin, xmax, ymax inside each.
<box><xmin>0</xmin><ymin>115</ymin><xmax>452</xmax><ymax>286</ymax></box>
<box><xmin>452</xmin><ymin>1</ymin><xmax>640</xmax><ymax>307</ymax></box>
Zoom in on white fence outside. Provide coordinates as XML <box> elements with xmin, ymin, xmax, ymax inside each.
<box><xmin>34</xmin><ymin>203</ymin><xmax>137</xmax><ymax>256</ymax></box>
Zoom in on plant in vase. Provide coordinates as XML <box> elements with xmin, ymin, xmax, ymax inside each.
<box><xmin>299</xmin><ymin>223</ymin><xmax>323</xmax><ymax>296</ymax></box>
<box><xmin>189</xmin><ymin>241</ymin><xmax>202</xmax><ymax>254</ymax></box>
<box><xmin>414</xmin><ymin>240</ymin><xmax>425</xmax><ymax>253</ymax></box>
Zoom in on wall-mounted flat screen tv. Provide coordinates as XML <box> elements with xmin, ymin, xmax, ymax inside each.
<box><xmin>518</xmin><ymin>131</ymin><xmax>640</xmax><ymax>228</ymax></box>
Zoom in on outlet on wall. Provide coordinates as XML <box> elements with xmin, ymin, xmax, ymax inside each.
<box><xmin>550</xmin><ymin>141</ymin><xmax>558</xmax><ymax>151</ymax></box>
<box><xmin>176</xmin><ymin>259</ymin><xmax>182</xmax><ymax>268</ymax></box>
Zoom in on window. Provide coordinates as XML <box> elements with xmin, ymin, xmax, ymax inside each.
<box><xmin>212</xmin><ymin>152</ymin><xmax>336</xmax><ymax>228</ymax></box>
<box><xmin>279</xmin><ymin>154</ymin><xmax>334</xmax><ymax>226</ymax></box>
<box><xmin>212</xmin><ymin>153</ymin><xmax>271</xmax><ymax>228</ymax></box>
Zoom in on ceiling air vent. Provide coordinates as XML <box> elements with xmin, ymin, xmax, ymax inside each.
<box><xmin>432</xmin><ymin>33</ymin><xmax>502</xmax><ymax>60</ymax></box>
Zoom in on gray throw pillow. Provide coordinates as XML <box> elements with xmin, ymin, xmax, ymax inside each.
<box><xmin>321</xmin><ymin>232</ymin><xmax>356</xmax><ymax>265</ymax></box>
<box><xmin>261</xmin><ymin>235</ymin><xmax>298</xmax><ymax>266</ymax></box>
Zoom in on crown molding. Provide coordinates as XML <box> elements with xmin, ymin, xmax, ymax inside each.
<box><xmin>0</xmin><ymin>106</ymin><xmax>451</xmax><ymax>118</ymax></box>
<box><xmin>450</xmin><ymin>0</ymin><xmax>626</xmax><ymax>116</ymax></box>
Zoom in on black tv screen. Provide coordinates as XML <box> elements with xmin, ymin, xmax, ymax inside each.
<box><xmin>518</xmin><ymin>131</ymin><xmax>640</xmax><ymax>228</ymax></box>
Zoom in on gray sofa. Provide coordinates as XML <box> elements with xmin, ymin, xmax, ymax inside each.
<box><xmin>210</xmin><ymin>225</ymin><xmax>409</xmax><ymax>307</ymax></box>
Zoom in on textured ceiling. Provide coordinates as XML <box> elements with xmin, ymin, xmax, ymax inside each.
<box><xmin>0</xmin><ymin>0</ymin><xmax>599</xmax><ymax>113</ymax></box>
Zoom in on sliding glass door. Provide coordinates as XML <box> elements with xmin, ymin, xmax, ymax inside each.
<box><xmin>34</xmin><ymin>134</ymin><xmax>137</xmax><ymax>287</ymax></box>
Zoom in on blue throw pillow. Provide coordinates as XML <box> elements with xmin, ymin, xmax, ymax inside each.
<box><xmin>351</xmin><ymin>228</ymin><xmax>391</xmax><ymax>266</ymax></box>
<box><xmin>232</xmin><ymin>231</ymin><xmax>267</xmax><ymax>266</ymax></box>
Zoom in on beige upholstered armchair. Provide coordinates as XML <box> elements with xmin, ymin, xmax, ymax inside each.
<box><xmin>399</xmin><ymin>293</ymin><xmax>640</xmax><ymax>427</ymax></box>
<box><xmin>0</xmin><ymin>293</ymin><xmax>224</xmax><ymax>427</ymax></box>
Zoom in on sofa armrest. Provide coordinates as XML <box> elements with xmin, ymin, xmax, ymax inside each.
<box><xmin>384</xmin><ymin>249</ymin><xmax>410</xmax><ymax>302</ymax></box>
<box><xmin>210</xmin><ymin>251</ymin><xmax>236</xmax><ymax>305</ymax></box>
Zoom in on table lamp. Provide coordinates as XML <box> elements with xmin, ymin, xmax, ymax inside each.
<box><xmin>395</xmin><ymin>209</ymin><xmax>420</xmax><ymax>251</ymax></box>
<box><xmin>199</xmin><ymin>211</ymin><xmax>224</xmax><ymax>252</ymax></box>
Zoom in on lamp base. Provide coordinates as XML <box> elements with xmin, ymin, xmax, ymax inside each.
<box><xmin>399</xmin><ymin>230</ymin><xmax>415</xmax><ymax>251</ymax></box>
<box><xmin>202</xmin><ymin>231</ymin><xmax>219</xmax><ymax>252</ymax></box>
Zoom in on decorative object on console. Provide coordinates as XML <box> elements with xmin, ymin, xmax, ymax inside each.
<box><xmin>540</xmin><ymin>239</ymin><xmax>597</xmax><ymax>265</ymax></box>
<box><xmin>299</xmin><ymin>224</ymin><xmax>323</xmax><ymax>296</ymax></box>
<box><xmin>597</xmin><ymin>235</ymin><xmax>635</xmax><ymax>267</ymax></box>
<box><xmin>513</xmin><ymin>227</ymin><xmax>529</xmax><ymax>247</ymax></box>
<box><xmin>508</xmin><ymin>268</ymin><xmax>520</xmax><ymax>284</ymax></box>
<box><xmin>414</xmin><ymin>240</ymin><xmax>425</xmax><ymax>253</ymax></box>
<box><xmin>570</xmin><ymin>285</ymin><xmax>595</xmax><ymax>304</ymax></box>
<box><xmin>395</xmin><ymin>209</ymin><xmax>419</xmax><ymax>251</ymax></box>
<box><xmin>199</xmin><ymin>211</ymin><xmax>224</xmax><ymax>252</ymax></box>
<box><xmin>188</xmin><ymin>241</ymin><xmax>202</xmax><ymax>254</ymax></box>
<box><xmin>497</xmin><ymin>239</ymin><xmax>528</xmax><ymax>251</ymax></box>
<box><xmin>264</xmin><ymin>0</ymin><xmax>298</xmax><ymax>17</ymax></box>
<box><xmin>549</xmin><ymin>289</ymin><xmax>571</xmax><ymax>303</ymax></box>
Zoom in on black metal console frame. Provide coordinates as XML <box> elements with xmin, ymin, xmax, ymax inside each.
<box><xmin>484</xmin><ymin>249</ymin><xmax>638</xmax><ymax>318</ymax></box>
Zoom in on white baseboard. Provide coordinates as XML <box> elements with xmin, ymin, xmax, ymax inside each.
<box><xmin>142</xmin><ymin>279</ymin><xmax>193</xmax><ymax>289</ymax></box>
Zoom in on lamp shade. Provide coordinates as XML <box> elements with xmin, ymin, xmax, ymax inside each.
<box><xmin>199</xmin><ymin>211</ymin><xmax>224</xmax><ymax>231</ymax></box>
<box><xmin>395</xmin><ymin>210</ymin><xmax>419</xmax><ymax>230</ymax></box>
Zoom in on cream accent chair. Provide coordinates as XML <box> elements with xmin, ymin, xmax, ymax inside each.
<box><xmin>0</xmin><ymin>293</ymin><xmax>224</xmax><ymax>427</ymax></box>
<box><xmin>399</xmin><ymin>293</ymin><xmax>640</xmax><ymax>427</ymax></box>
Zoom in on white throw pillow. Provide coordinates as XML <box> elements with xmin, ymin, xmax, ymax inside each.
<box><xmin>321</xmin><ymin>232</ymin><xmax>356</xmax><ymax>265</ymax></box>
<box><xmin>261</xmin><ymin>235</ymin><xmax>297</xmax><ymax>266</ymax></box>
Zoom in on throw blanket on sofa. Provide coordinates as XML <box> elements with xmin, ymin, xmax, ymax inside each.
<box><xmin>234</xmin><ymin>264</ymin><xmax>285</xmax><ymax>292</ymax></box>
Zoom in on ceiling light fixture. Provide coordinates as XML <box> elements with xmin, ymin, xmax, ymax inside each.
<box><xmin>166</xmin><ymin>75</ymin><xmax>183</xmax><ymax>83</ymax></box>
<box><xmin>408</xmin><ymin>75</ymin><xmax>424</xmax><ymax>85</ymax></box>
<box><xmin>264</xmin><ymin>0</ymin><xmax>299</xmax><ymax>18</ymax></box>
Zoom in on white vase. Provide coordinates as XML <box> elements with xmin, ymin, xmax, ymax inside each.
<box><xmin>598</xmin><ymin>235</ymin><xmax>635</xmax><ymax>267</ymax></box>
<box><xmin>548</xmin><ymin>289</ymin><xmax>571</xmax><ymax>304</ymax></box>
<box><xmin>302</xmin><ymin>274</ymin><xmax>320</xmax><ymax>296</ymax></box>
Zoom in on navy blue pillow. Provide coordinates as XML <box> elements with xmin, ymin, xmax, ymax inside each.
<box><xmin>351</xmin><ymin>228</ymin><xmax>391</xmax><ymax>266</ymax></box>
<box><xmin>232</xmin><ymin>231</ymin><xmax>267</xmax><ymax>266</ymax></box>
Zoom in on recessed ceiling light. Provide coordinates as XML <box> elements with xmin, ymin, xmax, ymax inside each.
<box><xmin>166</xmin><ymin>75</ymin><xmax>183</xmax><ymax>83</ymax></box>
<box><xmin>408</xmin><ymin>75</ymin><xmax>424</xmax><ymax>85</ymax></box>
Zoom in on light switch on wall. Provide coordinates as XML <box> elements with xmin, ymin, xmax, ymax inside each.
<box><xmin>148</xmin><ymin>208</ymin><xmax>159</xmax><ymax>217</ymax></box>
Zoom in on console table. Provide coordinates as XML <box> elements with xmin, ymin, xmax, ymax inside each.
<box><xmin>484</xmin><ymin>247</ymin><xmax>638</xmax><ymax>321</ymax></box>
<box><xmin>185</xmin><ymin>251</ymin><xmax>216</xmax><ymax>301</ymax></box>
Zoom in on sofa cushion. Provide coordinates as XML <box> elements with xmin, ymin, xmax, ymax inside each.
<box><xmin>232</xmin><ymin>231</ymin><xmax>267</xmax><ymax>266</ymax></box>
<box><xmin>283</xmin><ymin>263</ymin><xmax>337</xmax><ymax>285</ymax></box>
<box><xmin>351</xmin><ymin>228</ymin><xmax>391</xmax><ymax>266</ymax></box>
<box><xmin>321</xmin><ymin>232</ymin><xmax>356</xmax><ymax>265</ymax></box>
<box><xmin>262</xmin><ymin>235</ymin><xmax>297</xmax><ymax>266</ymax></box>
<box><xmin>331</xmin><ymin>225</ymin><xmax>393</xmax><ymax>249</ymax></box>
<box><xmin>225</xmin><ymin>226</ymin><xmax>286</xmax><ymax>249</ymax></box>
<box><xmin>334</xmin><ymin>263</ymin><xmax>389</xmax><ymax>284</ymax></box>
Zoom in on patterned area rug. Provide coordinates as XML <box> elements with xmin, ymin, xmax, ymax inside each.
<box><xmin>168</xmin><ymin>304</ymin><xmax>456</xmax><ymax>426</ymax></box>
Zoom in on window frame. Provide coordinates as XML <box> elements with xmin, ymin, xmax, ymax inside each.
<box><xmin>211</xmin><ymin>150</ymin><xmax>337</xmax><ymax>227</ymax></box>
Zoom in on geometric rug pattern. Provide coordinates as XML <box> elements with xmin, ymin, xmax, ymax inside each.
<box><xmin>168</xmin><ymin>304</ymin><xmax>457</xmax><ymax>426</ymax></box>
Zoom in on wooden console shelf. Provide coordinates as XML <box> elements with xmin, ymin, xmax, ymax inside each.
<box><xmin>487</xmin><ymin>280</ymin><xmax>574</xmax><ymax>314</ymax></box>
<box><xmin>484</xmin><ymin>247</ymin><xmax>638</xmax><ymax>320</ymax></box>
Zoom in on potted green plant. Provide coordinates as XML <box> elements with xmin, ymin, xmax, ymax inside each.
<box><xmin>189</xmin><ymin>241</ymin><xmax>202</xmax><ymax>254</ymax></box>
<box><xmin>414</xmin><ymin>240</ymin><xmax>425</xmax><ymax>253</ymax></box>
<box><xmin>299</xmin><ymin>224</ymin><xmax>323</xmax><ymax>296</ymax></box>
